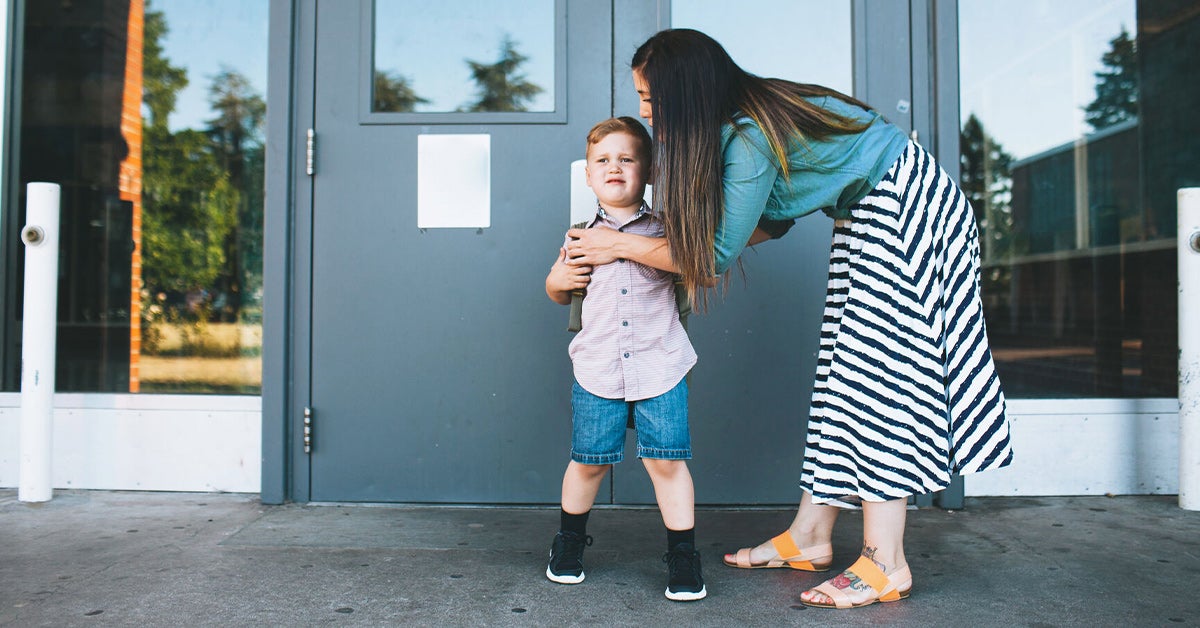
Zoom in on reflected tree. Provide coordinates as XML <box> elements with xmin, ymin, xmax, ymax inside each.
<box><xmin>142</xmin><ymin>5</ymin><xmax>233</xmax><ymax>327</ymax></box>
<box><xmin>462</xmin><ymin>35</ymin><xmax>543</xmax><ymax>112</ymax></box>
<box><xmin>206</xmin><ymin>68</ymin><xmax>267</xmax><ymax>322</ymax></box>
<box><xmin>140</xmin><ymin>4</ymin><xmax>262</xmax><ymax>358</ymax></box>
<box><xmin>1084</xmin><ymin>27</ymin><xmax>1138</xmax><ymax>131</ymax></box>
<box><xmin>961</xmin><ymin>113</ymin><xmax>1019</xmax><ymax>308</ymax></box>
<box><xmin>142</xmin><ymin>7</ymin><xmax>187</xmax><ymax>130</ymax></box>
<box><xmin>373</xmin><ymin>70</ymin><xmax>429</xmax><ymax>112</ymax></box>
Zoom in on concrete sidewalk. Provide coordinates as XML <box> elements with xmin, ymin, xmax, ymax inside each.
<box><xmin>2</xmin><ymin>490</ymin><xmax>1197</xmax><ymax>627</ymax></box>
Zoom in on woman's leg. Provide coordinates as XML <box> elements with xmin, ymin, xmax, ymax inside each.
<box><xmin>561</xmin><ymin>461</ymin><xmax>611</xmax><ymax>514</ymax></box>
<box><xmin>724</xmin><ymin>490</ymin><xmax>839</xmax><ymax>565</ymax></box>
<box><xmin>800</xmin><ymin>497</ymin><xmax>909</xmax><ymax>606</ymax></box>
<box><xmin>641</xmin><ymin>458</ymin><xmax>694</xmax><ymax>530</ymax></box>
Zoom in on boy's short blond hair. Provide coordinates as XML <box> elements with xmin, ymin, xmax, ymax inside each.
<box><xmin>585</xmin><ymin>116</ymin><xmax>653</xmax><ymax>169</ymax></box>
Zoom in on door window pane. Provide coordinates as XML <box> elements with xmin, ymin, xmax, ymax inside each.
<box><xmin>959</xmin><ymin>0</ymin><xmax>1199</xmax><ymax>397</ymax></box>
<box><xmin>9</xmin><ymin>0</ymin><xmax>267</xmax><ymax>394</ymax></box>
<box><xmin>372</xmin><ymin>0</ymin><xmax>556</xmax><ymax>113</ymax></box>
<box><xmin>671</xmin><ymin>1</ymin><xmax>853</xmax><ymax>95</ymax></box>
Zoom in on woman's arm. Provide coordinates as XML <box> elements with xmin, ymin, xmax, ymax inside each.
<box><xmin>564</xmin><ymin>226</ymin><xmax>678</xmax><ymax>272</ymax></box>
<box><xmin>747</xmin><ymin>226</ymin><xmax>775</xmax><ymax>246</ymax></box>
<box><xmin>564</xmin><ymin>223</ymin><xmax>777</xmax><ymax>274</ymax></box>
<box><xmin>712</xmin><ymin>127</ymin><xmax>781</xmax><ymax>274</ymax></box>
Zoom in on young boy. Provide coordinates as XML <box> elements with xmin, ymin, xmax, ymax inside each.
<box><xmin>543</xmin><ymin>117</ymin><xmax>704</xmax><ymax>601</ymax></box>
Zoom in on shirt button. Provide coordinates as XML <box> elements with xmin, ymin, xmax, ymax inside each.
<box><xmin>621</xmin><ymin>289</ymin><xmax>628</xmax><ymax>295</ymax></box>
<box><xmin>622</xmin><ymin>321</ymin><xmax>629</xmax><ymax>326</ymax></box>
<box><xmin>623</xmin><ymin>352</ymin><xmax>630</xmax><ymax>358</ymax></box>
<box><xmin>618</xmin><ymin>259</ymin><xmax>625</xmax><ymax>263</ymax></box>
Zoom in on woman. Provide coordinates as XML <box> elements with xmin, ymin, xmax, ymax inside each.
<box><xmin>564</xmin><ymin>29</ymin><xmax>1013</xmax><ymax>609</ymax></box>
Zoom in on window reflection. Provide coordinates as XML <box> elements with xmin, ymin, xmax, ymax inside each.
<box><xmin>960</xmin><ymin>0</ymin><xmax>1197</xmax><ymax>397</ymax></box>
<box><xmin>10</xmin><ymin>0</ymin><xmax>267</xmax><ymax>394</ymax></box>
<box><xmin>671</xmin><ymin>0</ymin><xmax>852</xmax><ymax>94</ymax></box>
<box><xmin>373</xmin><ymin>0</ymin><xmax>555</xmax><ymax>113</ymax></box>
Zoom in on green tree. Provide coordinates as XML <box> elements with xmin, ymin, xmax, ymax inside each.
<box><xmin>139</xmin><ymin>5</ymin><xmax>241</xmax><ymax>334</ymax></box>
<box><xmin>141</xmin><ymin>128</ymin><xmax>238</xmax><ymax>309</ymax></box>
<box><xmin>462</xmin><ymin>35</ymin><xmax>543</xmax><ymax>112</ymax></box>
<box><xmin>961</xmin><ymin>113</ymin><xmax>1019</xmax><ymax>300</ymax></box>
<box><xmin>1084</xmin><ymin>27</ymin><xmax>1138</xmax><ymax>130</ymax></box>
<box><xmin>206</xmin><ymin>68</ymin><xmax>267</xmax><ymax>321</ymax></box>
<box><xmin>142</xmin><ymin>5</ymin><xmax>188</xmax><ymax>130</ymax></box>
<box><xmin>373</xmin><ymin>70</ymin><xmax>428</xmax><ymax>112</ymax></box>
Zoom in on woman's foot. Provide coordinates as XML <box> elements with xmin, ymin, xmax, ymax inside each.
<box><xmin>800</xmin><ymin>555</ymin><xmax>911</xmax><ymax>609</ymax></box>
<box><xmin>722</xmin><ymin>531</ymin><xmax>833</xmax><ymax>571</ymax></box>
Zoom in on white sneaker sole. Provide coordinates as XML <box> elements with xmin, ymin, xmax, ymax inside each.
<box><xmin>665</xmin><ymin>585</ymin><xmax>707</xmax><ymax>601</ymax></box>
<box><xmin>545</xmin><ymin>565</ymin><xmax>585</xmax><ymax>584</ymax></box>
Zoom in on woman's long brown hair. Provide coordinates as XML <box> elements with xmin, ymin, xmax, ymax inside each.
<box><xmin>632</xmin><ymin>29</ymin><xmax>874</xmax><ymax>309</ymax></box>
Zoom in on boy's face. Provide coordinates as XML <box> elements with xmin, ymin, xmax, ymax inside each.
<box><xmin>585</xmin><ymin>131</ymin><xmax>648</xmax><ymax>211</ymax></box>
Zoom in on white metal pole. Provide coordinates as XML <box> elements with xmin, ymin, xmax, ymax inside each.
<box><xmin>18</xmin><ymin>182</ymin><xmax>61</xmax><ymax>503</ymax></box>
<box><xmin>1180</xmin><ymin>187</ymin><xmax>1200</xmax><ymax>511</ymax></box>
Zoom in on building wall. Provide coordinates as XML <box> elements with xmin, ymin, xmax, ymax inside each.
<box><xmin>0</xmin><ymin>394</ymin><xmax>260</xmax><ymax>492</ymax></box>
<box><xmin>0</xmin><ymin>0</ymin><xmax>1190</xmax><ymax>501</ymax></box>
<box><xmin>0</xmin><ymin>397</ymin><xmax>1178</xmax><ymax>497</ymax></box>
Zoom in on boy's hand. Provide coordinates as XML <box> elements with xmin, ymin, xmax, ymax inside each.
<box><xmin>546</xmin><ymin>247</ymin><xmax>592</xmax><ymax>304</ymax></box>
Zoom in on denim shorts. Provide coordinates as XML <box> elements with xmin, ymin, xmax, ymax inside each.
<box><xmin>570</xmin><ymin>378</ymin><xmax>691</xmax><ymax>464</ymax></box>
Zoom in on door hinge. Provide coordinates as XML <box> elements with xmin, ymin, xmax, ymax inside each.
<box><xmin>306</xmin><ymin>129</ymin><xmax>316</xmax><ymax>176</ymax></box>
<box><xmin>303</xmin><ymin>406</ymin><xmax>314</xmax><ymax>453</ymax></box>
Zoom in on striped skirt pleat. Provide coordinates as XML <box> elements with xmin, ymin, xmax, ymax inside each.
<box><xmin>800</xmin><ymin>140</ymin><xmax>1014</xmax><ymax>504</ymax></box>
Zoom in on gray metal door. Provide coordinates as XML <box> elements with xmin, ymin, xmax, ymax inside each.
<box><xmin>306</xmin><ymin>0</ymin><xmax>615</xmax><ymax>502</ymax></box>
<box><xmin>296</xmin><ymin>0</ymin><xmax>948</xmax><ymax>505</ymax></box>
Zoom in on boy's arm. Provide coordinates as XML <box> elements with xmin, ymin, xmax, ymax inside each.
<box><xmin>546</xmin><ymin>247</ymin><xmax>590</xmax><ymax>305</ymax></box>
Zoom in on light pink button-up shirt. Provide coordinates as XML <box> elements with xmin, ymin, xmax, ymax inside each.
<box><xmin>567</xmin><ymin>205</ymin><xmax>697</xmax><ymax>401</ymax></box>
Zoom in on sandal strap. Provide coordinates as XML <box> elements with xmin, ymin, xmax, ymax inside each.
<box><xmin>846</xmin><ymin>555</ymin><xmax>890</xmax><ymax>595</ymax></box>
<box><xmin>770</xmin><ymin>533</ymin><xmax>831</xmax><ymax>569</ymax></box>
<box><xmin>812</xmin><ymin>581</ymin><xmax>855</xmax><ymax>609</ymax></box>
<box><xmin>734</xmin><ymin>547</ymin><xmax>754</xmax><ymax>568</ymax></box>
<box><xmin>770</xmin><ymin>531</ymin><xmax>801</xmax><ymax>559</ymax></box>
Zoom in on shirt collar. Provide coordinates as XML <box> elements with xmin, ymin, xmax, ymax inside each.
<box><xmin>595</xmin><ymin>201</ymin><xmax>651</xmax><ymax>225</ymax></box>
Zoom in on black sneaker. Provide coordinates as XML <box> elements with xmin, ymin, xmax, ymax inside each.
<box><xmin>546</xmin><ymin>531</ymin><xmax>593</xmax><ymax>584</ymax></box>
<box><xmin>663</xmin><ymin>542</ymin><xmax>707</xmax><ymax>601</ymax></box>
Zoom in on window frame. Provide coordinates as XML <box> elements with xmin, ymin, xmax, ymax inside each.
<box><xmin>358</xmin><ymin>0</ymin><xmax>568</xmax><ymax>125</ymax></box>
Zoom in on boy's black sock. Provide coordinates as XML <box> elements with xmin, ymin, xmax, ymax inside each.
<box><xmin>667</xmin><ymin>527</ymin><xmax>695</xmax><ymax>550</ymax></box>
<box><xmin>560</xmin><ymin>509</ymin><xmax>590</xmax><ymax>536</ymax></box>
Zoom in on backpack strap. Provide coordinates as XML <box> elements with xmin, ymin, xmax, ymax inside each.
<box><xmin>674</xmin><ymin>278</ymin><xmax>691</xmax><ymax>331</ymax></box>
<box><xmin>567</xmin><ymin>221</ymin><xmax>590</xmax><ymax>332</ymax></box>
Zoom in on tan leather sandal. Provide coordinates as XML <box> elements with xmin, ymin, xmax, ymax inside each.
<box><xmin>722</xmin><ymin>531</ymin><xmax>833</xmax><ymax>571</ymax></box>
<box><xmin>802</xmin><ymin>555</ymin><xmax>912</xmax><ymax>609</ymax></box>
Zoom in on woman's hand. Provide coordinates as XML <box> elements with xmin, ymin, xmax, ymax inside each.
<box><xmin>564</xmin><ymin>226</ymin><xmax>626</xmax><ymax>267</ymax></box>
<box><xmin>565</xmin><ymin>226</ymin><xmax>678</xmax><ymax>273</ymax></box>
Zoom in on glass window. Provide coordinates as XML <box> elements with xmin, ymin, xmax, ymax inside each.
<box><xmin>960</xmin><ymin>0</ymin><xmax>1199</xmax><ymax>397</ymax></box>
<box><xmin>7</xmin><ymin>0</ymin><xmax>268</xmax><ymax>394</ymax></box>
<box><xmin>372</xmin><ymin>0</ymin><xmax>556</xmax><ymax>113</ymax></box>
<box><xmin>671</xmin><ymin>0</ymin><xmax>853</xmax><ymax>95</ymax></box>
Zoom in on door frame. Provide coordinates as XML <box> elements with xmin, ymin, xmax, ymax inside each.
<box><xmin>262</xmin><ymin>0</ymin><xmax>315</xmax><ymax>504</ymax></box>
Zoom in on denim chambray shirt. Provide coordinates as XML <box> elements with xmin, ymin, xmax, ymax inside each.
<box><xmin>713</xmin><ymin>96</ymin><xmax>909</xmax><ymax>274</ymax></box>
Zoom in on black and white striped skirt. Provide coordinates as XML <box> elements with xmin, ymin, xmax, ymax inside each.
<box><xmin>800</xmin><ymin>140</ymin><xmax>1014</xmax><ymax>504</ymax></box>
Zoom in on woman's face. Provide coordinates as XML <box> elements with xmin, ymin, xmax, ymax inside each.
<box><xmin>632</xmin><ymin>69</ymin><xmax>652</xmax><ymax>127</ymax></box>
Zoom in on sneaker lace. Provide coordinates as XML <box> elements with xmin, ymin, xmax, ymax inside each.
<box><xmin>662</xmin><ymin>545</ymin><xmax>701</xmax><ymax>582</ymax></box>
<box><xmin>558</xmin><ymin>531</ymin><xmax>593</xmax><ymax>559</ymax></box>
